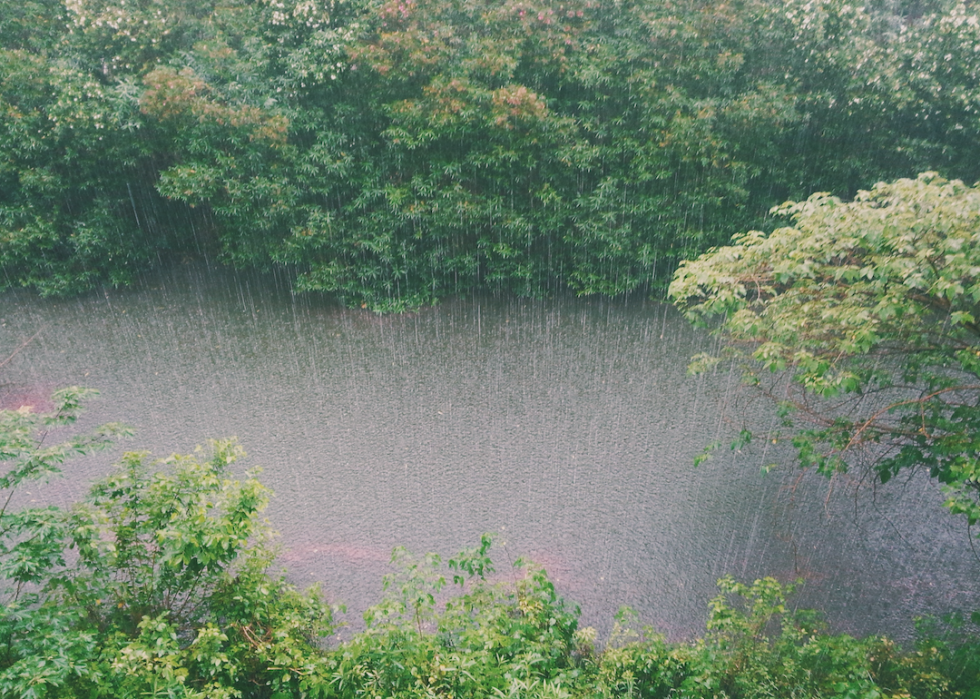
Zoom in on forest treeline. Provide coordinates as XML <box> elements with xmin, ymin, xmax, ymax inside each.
<box><xmin>3</xmin><ymin>0</ymin><xmax>980</xmax><ymax>309</ymax></box>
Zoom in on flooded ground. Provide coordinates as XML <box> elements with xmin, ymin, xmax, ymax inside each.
<box><xmin>2</xmin><ymin>263</ymin><xmax>977</xmax><ymax>640</ymax></box>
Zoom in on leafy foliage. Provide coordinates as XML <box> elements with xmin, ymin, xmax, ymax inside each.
<box><xmin>335</xmin><ymin>557</ymin><xmax>979</xmax><ymax>698</ymax></box>
<box><xmin>333</xmin><ymin>534</ymin><xmax>581</xmax><ymax>698</ymax></box>
<box><xmin>0</xmin><ymin>393</ymin><xmax>335</xmax><ymax>698</ymax></box>
<box><xmin>672</xmin><ymin>576</ymin><xmax>973</xmax><ymax>699</ymax></box>
<box><xmin>670</xmin><ymin>172</ymin><xmax>980</xmax><ymax>530</ymax></box>
<box><xmin>0</xmin><ymin>387</ymin><xmax>130</xmax><ymax>602</ymax></box>
<box><xmin>5</xmin><ymin>1</ymin><xmax>980</xmax><ymax>306</ymax></box>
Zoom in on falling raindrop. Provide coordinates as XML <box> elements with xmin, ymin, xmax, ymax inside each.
<box><xmin>0</xmin><ymin>265</ymin><xmax>976</xmax><ymax>640</ymax></box>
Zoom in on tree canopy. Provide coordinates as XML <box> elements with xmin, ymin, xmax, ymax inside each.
<box><xmin>4</xmin><ymin>0</ymin><xmax>980</xmax><ymax>308</ymax></box>
<box><xmin>669</xmin><ymin>172</ymin><xmax>980</xmax><ymax>530</ymax></box>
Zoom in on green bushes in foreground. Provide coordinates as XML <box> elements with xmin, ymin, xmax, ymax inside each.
<box><xmin>1</xmin><ymin>391</ymin><xmax>978</xmax><ymax>698</ymax></box>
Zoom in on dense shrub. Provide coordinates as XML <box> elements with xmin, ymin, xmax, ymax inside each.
<box><xmin>0</xmin><ymin>392</ymin><xmax>335</xmax><ymax>698</ymax></box>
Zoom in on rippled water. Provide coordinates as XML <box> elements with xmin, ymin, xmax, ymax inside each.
<box><xmin>2</xmin><ymin>263</ymin><xmax>976</xmax><ymax>640</ymax></box>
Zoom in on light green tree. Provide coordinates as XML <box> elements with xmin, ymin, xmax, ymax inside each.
<box><xmin>0</xmin><ymin>390</ymin><xmax>335</xmax><ymax>698</ymax></box>
<box><xmin>670</xmin><ymin>172</ymin><xmax>980</xmax><ymax>530</ymax></box>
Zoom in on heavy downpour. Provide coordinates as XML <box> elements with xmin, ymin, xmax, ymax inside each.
<box><xmin>2</xmin><ymin>0</ymin><xmax>980</xmax><ymax>696</ymax></box>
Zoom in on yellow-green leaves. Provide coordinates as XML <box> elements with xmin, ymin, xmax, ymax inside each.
<box><xmin>671</xmin><ymin>172</ymin><xmax>980</xmax><ymax>533</ymax></box>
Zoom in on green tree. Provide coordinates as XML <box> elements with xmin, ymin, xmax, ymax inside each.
<box><xmin>0</xmin><ymin>391</ymin><xmax>334</xmax><ymax>698</ymax></box>
<box><xmin>332</xmin><ymin>535</ymin><xmax>583</xmax><ymax>699</ymax></box>
<box><xmin>674</xmin><ymin>576</ymin><xmax>957</xmax><ymax>698</ymax></box>
<box><xmin>7</xmin><ymin>0</ymin><xmax>980</xmax><ymax>307</ymax></box>
<box><xmin>0</xmin><ymin>388</ymin><xmax>129</xmax><ymax>603</ymax></box>
<box><xmin>669</xmin><ymin>172</ymin><xmax>980</xmax><ymax>532</ymax></box>
<box><xmin>0</xmin><ymin>388</ymin><xmax>129</xmax><ymax>697</ymax></box>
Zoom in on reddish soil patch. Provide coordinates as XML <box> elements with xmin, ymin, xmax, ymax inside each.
<box><xmin>0</xmin><ymin>383</ymin><xmax>57</xmax><ymax>413</ymax></box>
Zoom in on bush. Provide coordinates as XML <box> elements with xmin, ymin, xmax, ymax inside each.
<box><xmin>0</xmin><ymin>393</ymin><xmax>335</xmax><ymax>698</ymax></box>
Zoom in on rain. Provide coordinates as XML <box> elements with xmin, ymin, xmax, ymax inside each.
<box><xmin>2</xmin><ymin>262</ymin><xmax>976</xmax><ymax>640</ymax></box>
